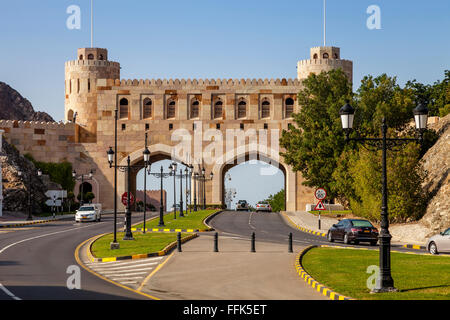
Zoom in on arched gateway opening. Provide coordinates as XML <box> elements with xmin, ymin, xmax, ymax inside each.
<box><xmin>220</xmin><ymin>154</ymin><xmax>286</xmax><ymax>210</ymax></box>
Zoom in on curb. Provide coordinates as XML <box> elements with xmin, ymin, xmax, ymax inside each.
<box><xmin>281</xmin><ymin>212</ymin><xmax>327</xmax><ymax>237</ymax></box>
<box><xmin>203</xmin><ymin>210</ymin><xmax>223</xmax><ymax>230</ymax></box>
<box><xmin>402</xmin><ymin>244</ymin><xmax>426</xmax><ymax>251</ymax></box>
<box><xmin>131</xmin><ymin>228</ymin><xmax>200</xmax><ymax>233</ymax></box>
<box><xmin>88</xmin><ymin>233</ymin><xmax>199</xmax><ymax>263</ymax></box>
<box><xmin>295</xmin><ymin>246</ymin><xmax>354</xmax><ymax>301</ymax></box>
<box><xmin>0</xmin><ymin>215</ymin><xmax>74</xmax><ymax>229</ymax></box>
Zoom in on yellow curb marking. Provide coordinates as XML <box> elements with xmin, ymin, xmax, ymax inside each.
<box><xmin>75</xmin><ymin>235</ymin><xmax>160</xmax><ymax>300</ymax></box>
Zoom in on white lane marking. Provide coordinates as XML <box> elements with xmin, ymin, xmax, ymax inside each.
<box><xmin>91</xmin><ymin>265</ymin><xmax>157</xmax><ymax>273</ymax></box>
<box><xmin>100</xmin><ymin>271</ymin><xmax>149</xmax><ymax>276</ymax></box>
<box><xmin>85</xmin><ymin>257</ymin><xmax>163</xmax><ymax>267</ymax></box>
<box><xmin>109</xmin><ymin>276</ymin><xmax>145</xmax><ymax>280</ymax></box>
<box><xmin>0</xmin><ymin>221</ymin><xmax>106</xmax><ymax>300</ymax></box>
<box><xmin>248</xmin><ymin>212</ymin><xmax>256</xmax><ymax>230</ymax></box>
<box><xmin>0</xmin><ymin>283</ymin><xmax>21</xmax><ymax>300</ymax></box>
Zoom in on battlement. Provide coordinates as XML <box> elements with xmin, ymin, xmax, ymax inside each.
<box><xmin>297</xmin><ymin>59</ymin><xmax>353</xmax><ymax>66</ymax></box>
<box><xmin>110</xmin><ymin>78</ymin><xmax>303</xmax><ymax>87</ymax></box>
<box><xmin>65</xmin><ymin>60</ymin><xmax>120</xmax><ymax>68</ymax></box>
<box><xmin>0</xmin><ymin>119</ymin><xmax>75</xmax><ymax>129</ymax></box>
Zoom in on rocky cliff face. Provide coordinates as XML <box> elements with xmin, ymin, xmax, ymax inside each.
<box><xmin>0</xmin><ymin>82</ymin><xmax>54</xmax><ymax>122</ymax></box>
<box><xmin>1</xmin><ymin>139</ymin><xmax>49</xmax><ymax>213</ymax></box>
<box><xmin>419</xmin><ymin>114</ymin><xmax>450</xmax><ymax>234</ymax></box>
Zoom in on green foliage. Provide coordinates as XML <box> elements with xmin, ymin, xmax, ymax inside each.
<box><xmin>280</xmin><ymin>69</ymin><xmax>353</xmax><ymax>199</ymax></box>
<box><xmin>265</xmin><ymin>189</ymin><xmax>285</xmax><ymax>212</ymax></box>
<box><xmin>281</xmin><ymin>70</ymin><xmax>439</xmax><ymax>223</ymax></box>
<box><xmin>24</xmin><ymin>154</ymin><xmax>75</xmax><ymax>192</ymax></box>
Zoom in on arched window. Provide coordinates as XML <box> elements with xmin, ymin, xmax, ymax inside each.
<box><xmin>67</xmin><ymin>110</ymin><xmax>74</xmax><ymax>122</ymax></box>
<box><xmin>88</xmin><ymin>54</ymin><xmax>94</xmax><ymax>60</ymax></box>
<box><xmin>214</xmin><ymin>101</ymin><xmax>223</xmax><ymax>119</ymax></box>
<box><xmin>99</xmin><ymin>54</ymin><xmax>104</xmax><ymax>60</ymax></box>
<box><xmin>167</xmin><ymin>100</ymin><xmax>176</xmax><ymax>119</ymax></box>
<box><xmin>323</xmin><ymin>53</ymin><xmax>329</xmax><ymax>59</ymax></box>
<box><xmin>119</xmin><ymin>98</ymin><xmax>129</xmax><ymax>119</ymax></box>
<box><xmin>237</xmin><ymin>100</ymin><xmax>247</xmax><ymax>119</ymax></box>
<box><xmin>191</xmin><ymin>100</ymin><xmax>200</xmax><ymax>119</ymax></box>
<box><xmin>285</xmin><ymin>98</ymin><xmax>294</xmax><ymax>118</ymax></box>
<box><xmin>261</xmin><ymin>100</ymin><xmax>271</xmax><ymax>119</ymax></box>
<box><xmin>334</xmin><ymin>53</ymin><xmax>339</xmax><ymax>59</ymax></box>
<box><xmin>79</xmin><ymin>55</ymin><xmax>83</xmax><ymax>60</ymax></box>
<box><xmin>313</xmin><ymin>53</ymin><xmax>318</xmax><ymax>59</ymax></box>
<box><xmin>143</xmin><ymin>98</ymin><xmax>152</xmax><ymax>119</ymax></box>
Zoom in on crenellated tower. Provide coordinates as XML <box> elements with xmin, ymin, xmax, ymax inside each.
<box><xmin>297</xmin><ymin>46</ymin><xmax>353</xmax><ymax>84</ymax></box>
<box><xmin>65</xmin><ymin>48</ymin><xmax>120</xmax><ymax>142</ymax></box>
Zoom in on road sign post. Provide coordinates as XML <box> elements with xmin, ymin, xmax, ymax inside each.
<box><xmin>314</xmin><ymin>188</ymin><xmax>327</xmax><ymax>230</ymax></box>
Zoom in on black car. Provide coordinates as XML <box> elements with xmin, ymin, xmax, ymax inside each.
<box><xmin>327</xmin><ymin>219</ymin><xmax>379</xmax><ymax>245</ymax></box>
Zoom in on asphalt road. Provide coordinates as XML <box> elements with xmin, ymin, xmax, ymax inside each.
<box><xmin>0</xmin><ymin>212</ymin><xmax>156</xmax><ymax>300</ymax></box>
<box><xmin>209</xmin><ymin>210</ymin><xmax>422</xmax><ymax>254</ymax></box>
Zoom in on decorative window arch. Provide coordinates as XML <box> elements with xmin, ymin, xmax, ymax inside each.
<box><xmin>313</xmin><ymin>53</ymin><xmax>318</xmax><ymax>59</ymax></box>
<box><xmin>191</xmin><ymin>100</ymin><xmax>200</xmax><ymax>119</ymax></box>
<box><xmin>167</xmin><ymin>100</ymin><xmax>176</xmax><ymax>119</ymax></box>
<box><xmin>143</xmin><ymin>98</ymin><xmax>152</xmax><ymax>119</ymax></box>
<box><xmin>87</xmin><ymin>54</ymin><xmax>94</xmax><ymax>60</ymax></box>
<box><xmin>237</xmin><ymin>100</ymin><xmax>247</xmax><ymax>119</ymax></box>
<box><xmin>79</xmin><ymin>55</ymin><xmax>84</xmax><ymax>60</ymax></box>
<box><xmin>334</xmin><ymin>53</ymin><xmax>339</xmax><ymax>59</ymax></box>
<box><xmin>119</xmin><ymin>98</ymin><xmax>129</xmax><ymax>119</ymax></box>
<box><xmin>285</xmin><ymin>98</ymin><xmax>294</xmax><ymax>118</ymax></box>
<box><xmin>99</xmin><ymin>54</ymin><xmax>104</xmax><ymax>60</ymax></box>
<box><xmin>261</xmin><ymin>100</ymin><xmax>271</xmax><ymax>119</ymax></box>
<box><xmin>323</xmin><ymin>53</ymin><xmax>329</xmax><ymax>59</ymax></box>
<box><xmin>214</xmin><ymin>100</ymin><xmax>223</xmax><ymax>119</ymax></box>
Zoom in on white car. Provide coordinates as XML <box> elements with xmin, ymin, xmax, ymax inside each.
<box><xmin>255</xmin><ymin>201</ymin><xmax>272</xmax><ymax>212</ymax></box>
<box><xmin>427</xmin><ymin>228</ymin><xmax>450</xmax><ymax>254</ymax></box>
<box><xmin>75</xmin><ymin>204</ymin><xmax>102</xmax><ymax>222</ymax></box>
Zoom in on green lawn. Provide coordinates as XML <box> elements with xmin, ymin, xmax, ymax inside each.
<box><xmin>91</xmin><ymin>232</ymin><xmax>188</xmax><ymax>258</ymax></box>
<box><xmin>134</xmin><ymin>209</ymin><xmax>218</xmax><ymax>231</ymax></box>
<box><xmin>301</xmin><ymin>247</ymin><xmax>450</xmax><ymax>300</ymax></box>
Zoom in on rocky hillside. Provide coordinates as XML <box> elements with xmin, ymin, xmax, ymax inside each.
<box><xmin>1</xmin><ymin>139</ymin><xmax>49</xmax><ymax>213</ymax></box>
<box><xmin>0</xmin><ymin>82</ymin><xmax>54</xmax><ymax>122</ymax></box>
<box><xmin>419</xmin><ymin>114</ymin><xmax>450</xmax><ymax>234</ymax></box>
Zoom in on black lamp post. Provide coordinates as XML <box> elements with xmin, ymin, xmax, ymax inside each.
<box><xmin>179</xmin><ymin>169</ymin><xmax>184</xmax><ymax>217</ymax></box>
<box><xmin>107</xmin><ymin>145</ymin><xmax>150</xmax><ymax>241</ymax></box>
<box><xmin>169</xmin><ymin>162</ymin><xmax>177</xmax><ymax>219</ymax></box>
<box><xmin>72</xmin><ymin>169</ymin><xmax>94</xmax><ymax>206</ymax></box>
<box><xmin>339</xmin><ymin>100</ymin><xmax>429</xmax><ymax>293</ymax></box>
<box><xmin>193</xmin><ymin>172</ymin><xmax>198</xmax><ymax>212</ymax></box>
<box><xmin>147</xmin><ymin>165</ymin><xmax>172</xmax><ymax>227</ymax></box>
<box><xmin>142</xmin><ymin>133</ymin><xmax>150</xmax><ymax>233</ymax></box>
<box><xmin>18</xmin><ymin>168</ymin><xmax>42</xmax><ymax>221</ymax></box>
<box><xmin>193</xmin><ymin>168</ymin><xmax>213</xmax><ymax>210</ymax></box>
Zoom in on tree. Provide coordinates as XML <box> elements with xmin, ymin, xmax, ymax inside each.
<box><xmin>280</xmin><ymin>69</ymin><xmax>353</xmax><ymax>200</ymax></box>
<box><xmin>265</xmin><ymin>189</ymin><xmax>285</xmax><ymax>212</ymax></box>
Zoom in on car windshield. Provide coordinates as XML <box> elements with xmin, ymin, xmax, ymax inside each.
<box><xmin>78</xmin><ymin>207</ymin><xmax>95</xmax><ymax>211</ymax></box>
<box><xmin>351</xmin><ymin>220</ymin><xmax>374</xmax><ymax>228</ymax></box>
<box><xmin>238</xmin><ymin>201</ymin><xmax>247</xmax><ymax>204</ymax></box>
<box><xmin>258</xmin><ymin>202</ymin><xmax>268</xmax><ymax>204</ymax></box>
<box><xmin>444</xmin><ymin>228</ymin><xmax>450</xmax><ymax>235</ymax></box>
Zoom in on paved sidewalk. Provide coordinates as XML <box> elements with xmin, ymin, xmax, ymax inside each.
<box><xmin>140</xmin><ymin>234</ymin><xmax>327</xmax><ymax>300</ymax></box>
<box><xmin>283</xmin><ymin>211</ymin><xmax>338</xmax><ymax>234</ymax></box>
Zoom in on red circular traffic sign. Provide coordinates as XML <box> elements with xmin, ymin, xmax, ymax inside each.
<box><xmin>314</xmin><ymin>188</ymin><xmax>327</xmax><ymax>201</ymax></box>
<box><xmin>121</xmin><ymin>192</ymin><xmax>135</xmax><ymax>206</ymax></box>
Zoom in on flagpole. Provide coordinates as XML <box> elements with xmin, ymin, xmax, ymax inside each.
<box><xmin>323</xmin><ymin>0</ymin><xmax>326</xmax><ymax>47</ymax></box>
<box><xmin>91</xmin><ymin>0</ymin><xmax>93</xmax><ymax>48</ymax></box>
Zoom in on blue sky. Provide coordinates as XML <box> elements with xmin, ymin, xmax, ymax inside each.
<box><xmin>1</xmin><ymin>1</ymin><xmax>449</xmax><ymax>207</ymax></box>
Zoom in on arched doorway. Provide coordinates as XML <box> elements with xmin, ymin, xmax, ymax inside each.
<box><xmin>220</xmin><ymin>154</ymin><xmax>286</xmax><ymax>210</ymax></box>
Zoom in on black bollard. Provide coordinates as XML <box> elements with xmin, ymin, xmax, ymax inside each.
<box><xmin>177</xmin><ymin>232</ymin><xmax>182</xmax><ymax>252</ymax></box>
<box><xmin>214</xmin><ymin>232</ymin><xmax>219</xmax><ymax>252</ymax></box>
<box><xmin>288</xmin><ymin>233</ymin><xmax>293</xmax><ymax>253</ymax></box>
<box><xmin>251</xmin><ymin>232</ymin><xmax>256</xmax><ymax>252</ymax></box>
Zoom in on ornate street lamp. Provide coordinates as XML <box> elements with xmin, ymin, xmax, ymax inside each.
<box><xmin>72</xmin><ymin>169</ymin><xmax>94</xmax><ymax>206</ymax></box>
<box><xmin>146</xmin><ymin>165</ymin><xmax>172</xmax><ymax>227</ymax></box>
<box><xmin>107</xmin><ymin>146</ymin><xmax>150</xmax><ymax>241</ymax></box>
<box><xmin>18</xmin><ymin>168</ymin><xmax>42</xmax><ymax>221</ymax></box>
<box><xmin>169</xmin><ymin>162</ymin><xmax>177</xmax><ymax>219</ymax></box>
<box><xmin>339</xmin><ymin>100</ymin><xmax>428</xmax><ymax>293</ymax></box>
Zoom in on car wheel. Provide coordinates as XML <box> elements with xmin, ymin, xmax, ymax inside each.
<box><xmin>429</xmin><ymin>242</ymin><xmax>438</xmax><ymax>255</ymax></box>
<box><xmin>343</xmin><ymin>233</ymin><xmax>350</xmax><ymax>244</ymax></box>
<box><xmin>327</xmin><ymin>231</ymin><xmax>334</xmax><ymax>243</ymax></box>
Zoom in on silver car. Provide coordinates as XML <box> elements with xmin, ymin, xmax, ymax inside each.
<box><xmin>427</xmin><ymin>228</ymin><xmax>450</xmax><ymax>254</ymax></box>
